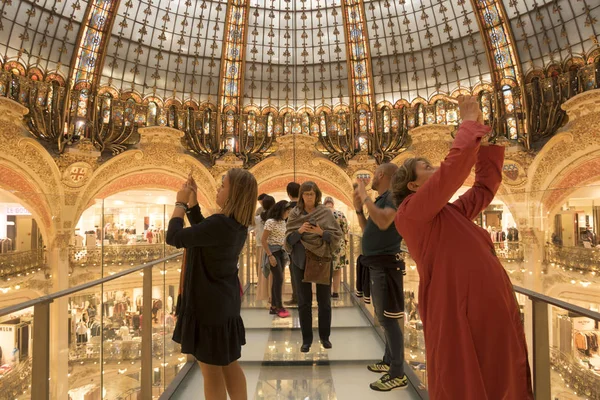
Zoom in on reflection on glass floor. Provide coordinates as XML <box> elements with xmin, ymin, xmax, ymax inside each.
<box><xmin>171</xmin><ymin>284</ymin><xmax>420</xmax><ymax>399</ymax></box>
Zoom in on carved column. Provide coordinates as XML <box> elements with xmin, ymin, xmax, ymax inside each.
<box><xmin>48</xmin><ymin>232</ymin><xmax>71</xmax><ymax>400</ymax></box>
<box><xmin>561</xmin><ymin>88</ymin><xmax>600</xmax><ymax>123</ymax></box>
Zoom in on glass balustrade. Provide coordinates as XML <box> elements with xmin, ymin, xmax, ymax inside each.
<box><xmin>0</xmin><ymin>180</ymin><xmax>599</xmax><ymax>399</ymax></box>
<box><xmin>0</xmin><ymin>242</ymin><xmax>258</xmax><ymax>400</ymax></box>
<box><xmin>343</xmin><ymin>182</ymin><xmax>600</xmax><ymax>398</ymax></box>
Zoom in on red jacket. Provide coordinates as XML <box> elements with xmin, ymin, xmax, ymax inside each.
<box><xmin>395</xmin><ymin>121</ymin><xmax>533</xmax><ymax>400</ymax></box>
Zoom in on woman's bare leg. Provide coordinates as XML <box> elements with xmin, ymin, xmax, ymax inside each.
<box><xmin>223</xmin><ymin>361</ymin><xmax>248</xmax><ymax>400</ymax></box>
<box><xmin>332</xmin><ymin>269</ymin><xmax>342</xmax><ymax>294</ymax></box>
<box><xmin>198</xmin><ymin>362</ymin><xmax>227</xmax><ymax>400</ymax></box>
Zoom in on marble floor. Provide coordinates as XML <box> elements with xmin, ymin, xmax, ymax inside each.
<box><xmin>170</xmin><ymin>285</ymin><xmax>421</xmax><ymax>399</ymax></box>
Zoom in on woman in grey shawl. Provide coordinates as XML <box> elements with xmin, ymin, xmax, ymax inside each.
<box><xmin>284</xmin><ymin>181</ymin><xmax>342</xmax><ymax>353</ymax></box>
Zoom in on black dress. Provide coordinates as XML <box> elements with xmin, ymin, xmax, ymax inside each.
<box><xmin>166</xmin><ymin>205</ymin><xmax>247</xmax><ymax>366</ymax></box>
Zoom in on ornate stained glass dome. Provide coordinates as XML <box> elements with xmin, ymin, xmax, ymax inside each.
<box><xmin>0</xmin><ymin>0</ymin><xmax>598</xmax><ymax>163</ymax></box>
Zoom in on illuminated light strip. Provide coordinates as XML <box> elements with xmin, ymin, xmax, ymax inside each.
<box><xmin>69</xmin><ymin>0</ymin><xmax>118</xmax><ymax>116</ymax></box>
<box><xmin>472</xmin><ymin>0</ymin><xmax>523</xmax><ymax>86</ymax></box>
<box><xmin>219</xmin><ymin>0</ymin><xmax>249</xmax><ymax>112</ymax></box>
<box><xmin>341</xmin><ymin>0</ymin><xmax>375</xmax><ymax>110</ymax></box>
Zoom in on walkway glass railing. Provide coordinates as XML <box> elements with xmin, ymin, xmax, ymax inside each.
<box><xmin>2</xmin><ymin>229</ymin><xmax>599</xmax><ymax>399</ymax></box>
<box><xmin>0</xmin><ymin>231</ymin><xmax>260</xmax><ymax>400</ymax></box>
<box><xmin>0</xmin><ymin>253</ymin><xmax>185</xmax><ymax>400</ymax></box>
<box><xmin>348</xmin><ymin>233</ymin><xmax>600</xmax><ymax>400</ymax></box>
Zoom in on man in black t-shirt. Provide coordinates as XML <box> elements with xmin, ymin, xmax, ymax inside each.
<box><xmin>354</xmin><ymin>163</ymin><xmax>408</xmax><ymax>392</ymax></box>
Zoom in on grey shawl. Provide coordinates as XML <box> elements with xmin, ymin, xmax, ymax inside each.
<box><xmin>284</xmin><ymin>205</ymin><xmax>342</xmax><ymax>258</ymax></box>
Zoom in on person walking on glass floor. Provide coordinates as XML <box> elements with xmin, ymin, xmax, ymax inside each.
<box><xmin>354</xmin><ymin>163</ymin><xmax>408</xmax><ymax>392</ymax></box>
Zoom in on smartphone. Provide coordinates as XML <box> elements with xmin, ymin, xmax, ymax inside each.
<box><xmin>309</xmin><ymin>218</ymin><xmax>317</xmax><ymax>227</ymax></box>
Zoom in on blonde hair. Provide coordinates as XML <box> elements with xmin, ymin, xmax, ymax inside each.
<box><xmin>221</xmin><ymin>169</ymin><xmax>258</xmax><ymax>227</ymax></box>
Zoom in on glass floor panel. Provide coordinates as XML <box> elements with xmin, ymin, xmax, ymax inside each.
<box><xmin>170</xmin><ymin>284</ymin><xmax>421</xmax><ymax>398</ymax></box>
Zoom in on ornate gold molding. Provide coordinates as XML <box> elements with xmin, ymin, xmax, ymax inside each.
<box><xmin>250</xmin><ymin>134</ymin><xmax>355</xmax><ymax>207</ymax></box>
<box><xmin>392</xmin><ymin>124</ymin><xmax>454</xmax><ymax>166</ymax></box>
<box><xmin>528</xmin><ymin>89</ymin><xmax>600</xmax><ymax>197</ymax></box>
<box><xmin>561</xmin><ymin>88</ymin><xmax>600</xmax><ymax>120</ymax></box>
<box><xmin>72</xmin><ymin>126</ymin><xmax>217</xmax><ymax>223</ymax></box>
<box><xmin>0</xmin><ymin>97</ymin><xmax>28</xmax><ymax>122</ymax></box>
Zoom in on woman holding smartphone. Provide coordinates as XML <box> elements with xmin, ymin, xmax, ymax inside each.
<box><xmin>284</xmin><ymin>181</ymin><xmax>342</xmax><ymax>352</ymax></box>
<box><xmin>167</xmin><ymin>169</ymin><xmax>257</xmax><ymax>400</ymax></box>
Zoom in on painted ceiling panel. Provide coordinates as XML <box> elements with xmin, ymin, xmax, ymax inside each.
<box><xmin>365</xmin><ymin>0</ymin><xmax>491</xmax><ymax>103</ymax></box>
<box><xmin>502</xmin><ymin>0</ymin><xmax>599</xmax><ymax>75</ymax></box>
<box><xmin>100</xmin><ymin>0</ymin><xmax>227</xmax><ymax>103</ymax></box>
<box><xmin>0</xmin><ymin>0</ymin><xmax>88</xmax><ymax>78</ymax></box>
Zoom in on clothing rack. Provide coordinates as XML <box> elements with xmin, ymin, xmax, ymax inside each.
<box><xmin>575</xmin><ymin>330</ymin><xmax>599</xmax><ymax>357</ymax></box>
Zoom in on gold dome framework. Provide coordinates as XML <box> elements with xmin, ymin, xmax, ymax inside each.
<box><xmin>0</xmin><ymin>0</ymin><xmax>597</xmax><ymax>165</ymax></box>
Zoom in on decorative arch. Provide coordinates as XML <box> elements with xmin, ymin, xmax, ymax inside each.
<box><xmin>0</xmin><ymin>164</ymin><xmax>53</xmax><ymax>241</ymax></box>
<box><xmin>257</xmin><ymin>174</ymin><xmax>353</xmax><ymax>209</ymax></box>
<box><xmin>250</xmin><ymin>135</ymin><xmax>354</xmax><ymax>208</ymax></box>
<box><xmin>0</xmin><ymin>98</ymin><xmax>63</xmax><ymax>240</ymax></box>
<box><xmin>97</xmin><ymin>85</ymin><xmax>120</xmax><ymax>98</ymax></box>
<box><xmin>542</xmin><ymin>156</ymin><xmax>600</xmax><ymax>216</ymax></box>
<box><xmin>394</xmin><ymin>99</ymin><xmax>410</xmax><ymax>109</ymax></box>
<box><xmin>261</xmin><ymin>105</ymin><xmax>278</xmax><ymax>116</ymax></box>
<box><xmin>0</xmin><ymin>288</ymin><xmax>47</xmax><ymax>308</ymax></box>
<box><xmin>545</xmin><ymin>284</ymin><xmax>600</xmax><ymax>305</ymax></box>
<box><xmin>73</xmin><ymin>127</ymin><xmax>218</xmax><ymax>224</ymax></box>
<box><xmin>527</xmin><ymin>90</ymin><xmax>600</xmax><ymax>218</ymax></box>
<box><xmin>94</xmin><ymin>172</ymin><xmax>211</xmax><ymax>208</ymax></box>
<box><xmin>182</xmin><ymin>99</ymin><xmax>200</xmax><ymax>110</ymax></box>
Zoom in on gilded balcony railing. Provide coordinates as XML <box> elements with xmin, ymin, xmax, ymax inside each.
<box><xmin>69</xmin><ymin>244</ymin><xmax>181</xmax><ymax>271</ymax></box>
<box><xmin>546</xmin><ymin>244</ymin><xmax>600</xmax><ymax>275</ymax></box>
<box><xmin>550</xmin><ymin>348</ymin><xmax>600</xmax><ymax>399</ymax></box>
<box><xmin>0</xmin><ymin>356</ymin><xmax>32</xmax><ymax>399</ymax></box>
<box><xmin>0</xmin><ymin>249</ymin><xmax>47</xmax><ymax>281</ymax></box>
<box><xmin>494</xmin><ymin>242</ymin><xmax>525</xmax><ymax>262</ymax></box>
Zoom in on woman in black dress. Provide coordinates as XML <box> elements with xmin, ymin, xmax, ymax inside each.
<box><xmin>167</xmin><ymin>168</ymin><xmax>257</xmax><ymax>400</ymax></box>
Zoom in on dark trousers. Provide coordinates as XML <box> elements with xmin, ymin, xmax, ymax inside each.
<box><xmin>291</xmin><ymin>261</ymin><xmax>332</xmax><ymax>344</ymax></box>
<box><xmin>270</xmin><ymin>250</ymin><xmax>285</xmax><ymax>309</ymax></box>
<box><xmin>369</xmin><ymin>265</ymin><xmax>405</xmax><ymax>378</ymax></box>
<box><xmin>288</xmin><ymin>259</ymin><xmax>297</xmax><ymax>301</ymax></box>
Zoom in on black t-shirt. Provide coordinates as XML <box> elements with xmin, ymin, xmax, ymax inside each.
<box><xmin>362</xmin><ymin>190</ymin><xmax>402</xmax><ymax>256</ymax></box>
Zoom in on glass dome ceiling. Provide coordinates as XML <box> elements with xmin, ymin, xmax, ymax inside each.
<box><xmin>0</xmin><ymin>0</ymin><xmax>597</xmax><ymax>110</ymax></box>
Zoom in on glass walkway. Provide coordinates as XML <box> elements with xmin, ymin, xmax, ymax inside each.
<box><xmin>169</xmin><ymin>288</ymin><xmax>422</xmax><ymax>399</ymax></box>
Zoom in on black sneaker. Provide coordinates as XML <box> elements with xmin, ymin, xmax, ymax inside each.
<box><xmin>369</xmin><ymin>374</ymin><xmax>408</xmax><ymax>392</ymax></box>
<box><xmin>269</xmin><ymin>307</ymin><xmax>278</xmax><ymax>315</ymax></box>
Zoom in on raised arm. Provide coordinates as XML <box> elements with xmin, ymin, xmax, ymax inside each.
<box><xmin>401</xmin><ymin>121</ymin><xmax>490</xmax><ymax>221</ymax></box>
<box><xmin>452</xmin><ymin>145</ymin><xmax>505</xmax><ymax>221</ymax></box>
<box><xmin>186</xmin><ymin>204</ymin><xmax>205</xmax><ymax>225</ymax></box>
<box><xmin>166</xmin><ymin>216</ymin><xmax>224</xmax><ymax>248</ymax></box>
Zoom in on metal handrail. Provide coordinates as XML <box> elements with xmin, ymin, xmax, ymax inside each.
<box><xmin>0</xmin><ymin>252</ymin><xmax>183</xmax><ymax>317</ymax></box>
<box><xmin>513</xmin><ymin>285</ymin><xmax>600</xmax><ymax>321</ymax></box>
<box><xmin>348</xmin><ymin>231</ymin><xmax>600</xmax><ymax>399</ymax></box>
